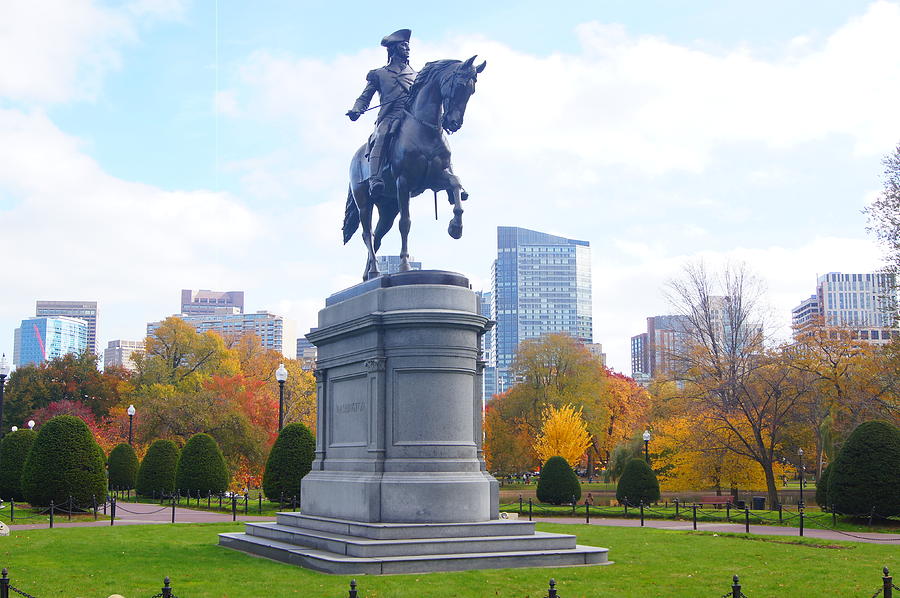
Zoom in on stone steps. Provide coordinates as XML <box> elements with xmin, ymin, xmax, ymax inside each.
<box><xmin>245</xmin><ymin>521</ymin><xmax>577</xmax><ymax>557</ymax></box>
<box><xmin>275</xmin><ymin>512</ymin><xmax>538</xmax><ymax>539</ymax></box>
<box><xmin>219</xmin><ymin>531</ymin><xmax>610</xmax><ymax>575</ymax></box>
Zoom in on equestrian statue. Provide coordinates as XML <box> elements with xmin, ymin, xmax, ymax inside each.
<box><xmin>343</xmin><ymin>28</ymin><xmax>486</xmax><ymax>280</ymax></box>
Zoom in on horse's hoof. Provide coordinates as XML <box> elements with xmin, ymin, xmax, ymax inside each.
<box><xmin>461</xmin><ymin>190</ymin><xmax>469</xmax><ymax>201</ymax></box>
<box><xmin>448</xmin><ymin>220</ymin><xmax>463</xmax><ymax>239</ymax></box>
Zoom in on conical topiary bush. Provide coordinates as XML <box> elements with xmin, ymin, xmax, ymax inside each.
<box><xmin>136</xmin><ymin>439</ymin><xmax>180</xmax><ymax>497</ymax></box>
<box><xmin>616</xmin><ymin>458</ymin><xmax>660</xmax><ymax>506</ymax></box>
<box><xmin>262</xmin><ymin>423</ymin><xmax>316</xmax><ymax>501</ymax></box>
<box><xmin>108</xmin><ymin>443</ymin><xmax>140</xmax><ymax>491</ymax></box>
<box><xmin>828</xmin><ymin>420</ymin><xmax>900</xmax><ymax>517</ymax></box>
<box><xmin>21</xmin><ymin>415</ymin><xmax>107</xmax><ymax>507</ymax></box>
<box><xmin>175</xmin><ymin>433</ymin><xmax>229</xmax><ymax>495</ymax></box>
<box><xmin>536</xmin><ymin>455</ymin><xmax>581</xmax><ymax>505</ymax></box>
<box><xmin>0</xmin><ymin>429</ymin><xmax>37</xmax><ymax>501</ymax></box>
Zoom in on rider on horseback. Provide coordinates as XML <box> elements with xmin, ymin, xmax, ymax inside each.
<box><xmin>346</xmin><ymin>29</ymin><xmax>417</xmax><ymax>197</ymax></box>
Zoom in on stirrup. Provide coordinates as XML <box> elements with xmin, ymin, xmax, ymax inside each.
<box><xmin>369</xmin><ymin>177</ymin><xmax>385</xmax><ymax>195</ymax></box>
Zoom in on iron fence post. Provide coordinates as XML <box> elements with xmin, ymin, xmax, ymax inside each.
<box><xmin>259</xmin><ymin>493</ymin><xmax>262</xmax><ymax>514</ymax></box>
<box><xmin>93</xmin><ymin>495</ymin><xmax>97</xmax><ymax>521</ymax></box>
<box><xmin>732</xmin><ymin>575</ymin><xmax>741</xmax><ymax>597</ymax></box>
<box><xmin>692</xmin><ymin>504</ymin><xmax>697</xmax><ymax>530</ymax></box>
<box><xmin>244</xmin><ymin>493</ymin><xmax>249</xmax><ymax>515</ymax></box>
<box><xmin>68</xmin><ymin>494</ymin><xmax>73</xmax><ymax>521</ymax></box>
<box><xmin>778</xmin><ymin>503</ymin><xmax>782</xmax><ymax>523</ymax></box>
<box><xmin>50</xmin><ymin>500</ymin><xmax>54</xmax><ymax>528</ymax></box>
<box><xmin>349</xmin><ymin>579</ymin><xmax>358</xmax><ymax>598</ymax></box>
<box><xmin>726</xmin><ymin>502</ymin><xmax>730</xmax><ymax>521</ymax></box>
<box><xmin>799</xmin><ymin>508</ymin><xmax>804</xmax><ymax>537</ymax></box>
<box><xmin>623</xmin><ymin>497</ymin><xmax>628</xmax><ymax>516</ymax></box>
<box><xmin>571</xmin><ymin>495</ymin><xmax>576</xmax><ymax>516</ymax></box>
<box><xmin>546</xmin><ymin>578</ymin><xmax>558</xmax><ymax>598</ymax></box>
<box><xmin>745</xmin><ymin>507</ymin><xmax>750</xmax><ymax>533</ymax></box>
<box><xmin>529</xmin><ymin>498</ymin><xmax>533</xmax><ymax>521</ymax></box>
<box><xmin>171</xmin><ymin>495</ymin><xmax>176</xmax><ymax>523</ymax></box>
<box><xmin>110</xmin><ymin>497</ymin><xmax>116</xmax><ymax>526</ymax></box>
<box><xmin>1</xmin><ymin>567</ymin><xmax>9</xmax><ymax>598</ymax></box>
<box><xmin>232</xmin><ymin>495</ymin><xmax>237</xmax><ymax>521</ymax></box>
<box><xmin>674</xmin><ymin>498</ymin><xmax>679</xmax><ymax>517</ymax></box>
<box><xmin>162</xmin><ymin>575</ymin><xmax>172</xmax><ymax>598</ymax></box>
<box><xmin>292</xmin><ymin>495</ymin><xmax>297</xmax><ymax>512</ymax></box>
<box><xmin>883</xmin><ymin>566</ymin><xmax>892</xmax><ymax>598</ymax></box>
<box><xmin>832</xmin><ymin>505</ymin><xmax>836</xmax><ymax>527</ymax></box>
<box><xmin>585</xmin><ymin>501</ymin><xmax>590</xmax><ymax>524</ymax></box>
<box><xmin>640</xmin><ymin>500</ymin><xmax>645</xmax><ymax>526</ymax></box>
<box><xmin>519</xmin><ymin>494</ymin><xmax>523</xmax><ymax>516</ymax></box>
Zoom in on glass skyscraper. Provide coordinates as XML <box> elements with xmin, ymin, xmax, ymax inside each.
<box><xmin>490</xmin><ymin>226</ymin><xmax>592</xmax><ymax>394</ymax></box>
<box><xmin>15</xmin><ymin>316</ymin><xmax>88</xmax><ymax>367</ymax></box>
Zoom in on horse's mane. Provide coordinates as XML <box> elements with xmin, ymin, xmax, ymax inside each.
<box><xmin>406</xmin><ymin>59</ymin><xmax>461</xmax><ymax>110</ymax></box>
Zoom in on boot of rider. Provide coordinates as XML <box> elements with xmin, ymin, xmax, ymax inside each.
<box><xmin>368</xmin><ymin>142</ymin><xmax>385</xmax><ymax>196</ymax></box>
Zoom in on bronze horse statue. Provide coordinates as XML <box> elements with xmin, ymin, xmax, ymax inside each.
<box><xmin>343</xmin><ymin>56</ymin><xmax>486</xmax><ymax>280</ymax></box>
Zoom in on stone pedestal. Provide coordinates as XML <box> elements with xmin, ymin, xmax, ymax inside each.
<box><xmin>220</xmin><ymin>271</ymin><xmax>609</xmax><ymax>573</ymax></box>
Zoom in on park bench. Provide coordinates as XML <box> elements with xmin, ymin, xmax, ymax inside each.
<box><xmin>697</xmin><ymin>495</ymin><xmax>735</xmax><ymax>508</ymax></box>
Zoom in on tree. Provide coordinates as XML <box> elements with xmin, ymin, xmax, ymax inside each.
<box><xmin>262</xmin><ymin>423</ymin><xmax>315</xmax><ymax>500</ymax></box>
<box><xmin>532</xmin><ymin>404</ymin><xmax>591</xmax><ymax>466</ymax></box>
<box><xmin>828</xmin><ymin>420</ymin><xmax>900</xmax><ymax>517</ymax></box>
<box><xmin>865</xmin><ymin>142</ymin><xmax>900</xmax><ymax>325</ymax></box>
<box><xmin>108</xmin><ymin>443</ymin><xmax>139</xmax><ymax>490</ymax></box>
<box><xmin>666</xmin><ymin>261</ymin><xmax>812</xmax><ymax>508</ymax></box>
<box><xmin>175</xmin><ymin>433</ymin><xmax>230</xmax><ymax>494</ymax></box>
<box><xmin>483</xmin><ymin>398</ymin><xmax>535</xmax><ymax>474</ymax></box>
<box><xmin>0</xmin><ymin>429</ymin><xmax>37</xmax><ymax>501</ymax></box>
<box><xmin>536</xmin><ymin>456</ymin><xmax>581</xmax><ymax>505</ymax></box>
<box><xmin>616</xmin><ymin>458</ymin><xmax>660</xmax><ymax>505</ymax></box>
<box><xmin>815</xmin><ymin>461</ymin><xmax>833</xmax><ymax>509</ymax></box>
<box><xmin>21</xmin><ymin>415</ymin><xmax>107</xmax><ymax>507</ymax></box>
<box><xmin>136</xmin><ymin>439</ymin><xmax>180</xmax><ymax>496</ymax></box>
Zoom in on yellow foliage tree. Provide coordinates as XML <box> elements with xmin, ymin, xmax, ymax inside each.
<box><xmin>532</xmin><ymin>404</ymin><xmax>592</xmax><ymax>467</ymax></box>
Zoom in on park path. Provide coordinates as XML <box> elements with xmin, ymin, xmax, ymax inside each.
<box><xmin>8</xmin><ymin>500</ymin><xmax>270</xmax><ymax>530</ymax></box>
<box><xmin>536</xmin><ymin>515</ymin><xmax>900</xmax><ymax>545</ymax></box>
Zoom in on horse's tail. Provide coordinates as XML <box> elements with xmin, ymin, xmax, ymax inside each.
<box><xmin>342</xmin><ymin>185</ymin><xmax>360</xmax><ymax>245</ymax></box>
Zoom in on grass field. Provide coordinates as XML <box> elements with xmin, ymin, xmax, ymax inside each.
<box><xmin>0</xmin><ymin>521</ymin><xmax>895</xmax><ymax>597</ymax></box>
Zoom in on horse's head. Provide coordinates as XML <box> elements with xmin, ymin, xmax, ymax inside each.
<box><xmin>440</xmin><ymin>56</ymin><xmax>486</xmax><ymax>134</ymax></box>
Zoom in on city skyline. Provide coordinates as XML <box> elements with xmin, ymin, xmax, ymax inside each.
<box><xmin>0</xmin><ymin>2</ymin><xmax>897</xmax><ymax>372</ymax></box>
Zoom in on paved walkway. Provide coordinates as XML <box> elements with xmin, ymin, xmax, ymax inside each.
<box><xmin>9</xmin><ymin>500</ymin><xmax>271</xmax><ymax>530</ymax></box>
<box><xmin>534</xmin><ymin>516</ymin><xmax>900</xmax><ymax>544</ymax></box>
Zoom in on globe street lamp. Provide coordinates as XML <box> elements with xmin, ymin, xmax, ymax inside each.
<box><xmin>642</xmin><ymin>429</ymin><xmax>651</xmax><ymax>463</ymax></box>
<box><xmin>127</xmin><ymin>404</ymin><xmax>136</xmax><ymax>445</ymax></box>
<box><xmin>275</xmin><ymin>363</ymin><xmax>288</xmax><ymax>431</ymax></box>
<box><xmin>10</xmin><ymin>426</ymin><xmax>17</xmax><ymax>433</ymax></box>
<box><xmin>27</xmin><ymin>420</ymin><xmax>34</xmax><ymax>430</ymax></box>
<box><xmin>0</xmin><ymin>354</ymin><xmax>10</xmax><ymax>438</ymax></box>
<box><xmin>798</xmin><ymin>447</ymin><xmax>805</xmax><ymax>509</ymax></box>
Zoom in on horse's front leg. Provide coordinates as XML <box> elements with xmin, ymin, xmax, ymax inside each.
<box><xmin>397</xmin><ymin>174</ymin><xmax>412</xmax><ymax>271</ymax></box>
<box><xmin>357</xmin><ymin>190</ymin><xmax>380</xmax><ymax>281</ymax></box>
<box><xmin>445</xmin><ymin>172</ymin><xmax>464</xmax><ymax>240</ymax></box>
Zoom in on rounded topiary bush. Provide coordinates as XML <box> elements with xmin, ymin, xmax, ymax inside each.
<box><xmin>136</xmin><ymin>439</ymin><xmax>180</xmax><ymax>497</ymax></box>
<box><xmin>108</xmin><ymin>443</ymin><xmax>139</xmax><ymax>491</ymax></box>
<box><xmin>0</xmin><ymin>429</ymin><xmax>37</xmax><ymax>501</ymax></box>
<box><xmin>616</xmin><ymin>458</ymin><xmax>660</xmax><ymax>506</ymax></box>
<box><xmin>828</xmin><ymin>420</ymin><xmax>900</xmax><ymax>517</ymax></box>
<box><xmin>815</xmin><ymin>461</ymin><xmax>833</xmax><ymax>509</ymax></box>
<box><xmin>21</xmin><ymin>415</ymin><xmax>107</xmax><ymax>507</ymax></box>
<box><xmin>175</xmin><ymin>433</ymin><xmax>229</xmax><ymax>495</ymax></box>
<box><xmin>536</xmin><ymin>456</ymin><xmax>581</xmax><ymax>505</ymax></box>
<box><xmin>262</xmin><ymin>423</ymin><xmax>316</xmax><ymax>501</ymax></box>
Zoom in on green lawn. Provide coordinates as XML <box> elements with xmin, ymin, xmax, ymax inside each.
<box><xmin>0</xmin><ymin>522</ymin><xmax>895</xmax><ymax>597</ymax></box>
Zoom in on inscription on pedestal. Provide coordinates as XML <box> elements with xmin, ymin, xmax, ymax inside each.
<box><xmin>330</xmin><ymin>374</ymin><xmax>369</xmax><ymax>446</ymax></box>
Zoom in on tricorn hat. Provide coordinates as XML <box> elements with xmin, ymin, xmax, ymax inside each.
<box><xmin>381</xmin><ymin>29</ymin><xmax>411</xmax><ymax>47</ymax></box>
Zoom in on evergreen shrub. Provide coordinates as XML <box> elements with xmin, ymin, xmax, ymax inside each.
<box><xmin>175</xmin><ymin>433</ymin><xmax>229</xmax><ymax>495</ymax></box>
<box><xmin>828</xmin><ymin>420</ymin><xmax>900</xmax><ymax>517</ymax></box>
<box><xmin>0</xmin><ymin>429</ymin><xmax>36</xmax><ymax>501</ymax></box>
<box><xmin>263</xmin><ymin>423</ymin><xmax>316</xmax><ymax>501</ymax></box>
<box><xmin>136</xmin><ymin>439</ymin><xmax>180</xmax><ymax>497</ymax></box>
<box><xmin>21</xmin><ymin>415</ymin><xmax>107</xmax><ymax>507</ymax></box>
<box><xmin>536</xmin><ymin>455</ymin><xmax>581</xmax><ymax>505</ymax></box>
<box><xmin>108</xmin><ymin>443</ymin><xmax>139</xmax><ymax>490</ymax></box>
<box><xmin>616</xmin><ymin>458</ymin><xmax>660</xmax><ymax>506</ymax></box>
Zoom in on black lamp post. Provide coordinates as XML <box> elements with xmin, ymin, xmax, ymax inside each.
<box><xmin>0</xmin><ymin>354</ymin><xmax>9</xmax><ymax>439</ymax></box>
<box><xmin>127</xmin><ymin>404</ymin><xmax>136</xmax><ymax>445</ymax></box>
<box><xmin>642</xmin><ymin>429</ymin><xmax>651</xmax><ymax>463</ymax></box>
<box><xmin>798</xmin><ymin>447</ymin><xmax>805</xmax><ymax>509</ymax></box>
<box><xmin>275</xmin><ymin>363</ymin><xmax>288</xmax><ymax>431</ymax></box>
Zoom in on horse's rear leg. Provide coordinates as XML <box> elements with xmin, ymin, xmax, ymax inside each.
<box><xmin>373</xmin><ymin>202</ymin><xmax>398</xmax><ymax>254</ymax></box>
<box><xmin>357</xmin><ymin>194</ymin><xmax>379</xmax><ymax>281</ymax></box>
<box><xmin>397</xmin><ymin>175</ymin><xmax>412</xmax><ymax>271</ymax></box>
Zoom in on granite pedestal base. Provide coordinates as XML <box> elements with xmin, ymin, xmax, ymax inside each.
<box><xmin>219</xmin><ymin>271</ymin><xmax>610</xmax><ymax>572</ymax></box>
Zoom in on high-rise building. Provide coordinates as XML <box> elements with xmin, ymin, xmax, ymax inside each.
<box><xmin>148</xmin><ymin>310</ymin><xmax>293</xmax><ymax>356</ymax></box>
<box><xmin>491</xmin><ymin>226</ymin><xmax>592</xmax><ymax>393</ymax></box>
<box><xmin>181</xmin><ymin>290</ymin><xmax>244</xmax><ymax>316</ymax></box>
<box><xmin>296</xmin><ymin>335</ymin><xmax>317</xmax><ymax>370</ymax></box>
<box><xmin>586</xmin><ymin>343</ymin><xmax>607</xmax><ymax>367</ymax></box>
<box><xmin>104</xmin><ymin>340</ymin><xmax>145</xmax><ymax>371</ymax></box>
<box><xmin>376</xmin><ymin>255</ymin><xmax>422</xmax><ymax>274</ymax></box>
<box><xmin>476</xmin><ymin>291</ymin><xmax>497</xmax><ymax>401</ymax></box>
<box><xmin>35</xmin><ymin>300</ymin><xmax>98</xmax><ymax>353</ymax></box>
<box><xmin>792</xmin><ymin>272</ymin><xmax>898</xmax><ymax>343</ymax></box>
<box><xmin>15</xmin><ymin>316</ymin><xmax>88</xmax><ymax>367</ymax></box>
<box><xmin>631</xmin><ymin>315</ymin><xmax>690</xmax><ymax>379</ymax></box>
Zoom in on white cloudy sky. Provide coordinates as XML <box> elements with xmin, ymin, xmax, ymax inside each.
<box><xmin>1</xmin><ymin>0</ymin><xmax>898</xmax><ymax>372</ymax></box>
